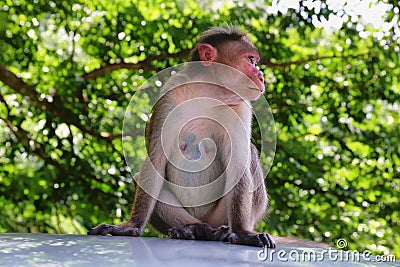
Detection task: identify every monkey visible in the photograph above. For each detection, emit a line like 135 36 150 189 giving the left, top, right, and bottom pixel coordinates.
88 26 276 248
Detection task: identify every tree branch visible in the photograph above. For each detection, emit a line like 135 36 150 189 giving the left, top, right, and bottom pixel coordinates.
0 65 41 100
0 64 117 141
0 96 64 169
260 53 370 68
82 48 192 80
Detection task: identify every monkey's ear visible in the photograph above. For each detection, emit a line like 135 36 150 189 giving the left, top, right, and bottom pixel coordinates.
197 43 217 66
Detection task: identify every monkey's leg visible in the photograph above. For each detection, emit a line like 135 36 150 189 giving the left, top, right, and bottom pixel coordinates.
152 189 231 241
158 210 232 242
153 191 200 228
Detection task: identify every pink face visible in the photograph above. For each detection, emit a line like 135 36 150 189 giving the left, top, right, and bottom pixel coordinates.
237 52 265 94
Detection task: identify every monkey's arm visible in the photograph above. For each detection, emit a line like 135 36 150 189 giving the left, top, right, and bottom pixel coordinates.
88 156 166 236
227 169 275 248
224 144 276 248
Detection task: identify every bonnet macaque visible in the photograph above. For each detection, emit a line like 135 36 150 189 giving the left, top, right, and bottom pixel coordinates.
89 26 275 248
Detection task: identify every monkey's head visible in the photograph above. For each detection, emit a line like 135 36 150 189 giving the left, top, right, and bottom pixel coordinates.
191 26 265 100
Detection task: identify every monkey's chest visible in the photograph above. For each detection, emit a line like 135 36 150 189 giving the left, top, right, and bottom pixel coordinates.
166 134 224 187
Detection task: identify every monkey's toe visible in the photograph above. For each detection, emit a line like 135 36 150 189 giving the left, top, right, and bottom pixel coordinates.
168 227 196 240
229 233 276 248
212 225 232 242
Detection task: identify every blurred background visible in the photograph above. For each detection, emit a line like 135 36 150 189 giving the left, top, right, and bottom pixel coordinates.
0 0 399 257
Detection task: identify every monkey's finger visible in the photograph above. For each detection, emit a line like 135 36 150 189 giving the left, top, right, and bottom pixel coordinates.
228 233 239 244
87 224 140 237
250 234 268 247
111 226 141 237
259 233 276 248
229 233 270 247
87 224 115 236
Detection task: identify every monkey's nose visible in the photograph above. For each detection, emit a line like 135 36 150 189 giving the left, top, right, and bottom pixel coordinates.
257 72 264 83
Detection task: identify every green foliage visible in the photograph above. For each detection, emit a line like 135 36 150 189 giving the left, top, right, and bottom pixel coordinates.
0 0 399 258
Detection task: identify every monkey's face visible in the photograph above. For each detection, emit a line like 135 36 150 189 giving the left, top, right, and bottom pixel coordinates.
236 52 265 95
195 41 265 101
218 51 265 101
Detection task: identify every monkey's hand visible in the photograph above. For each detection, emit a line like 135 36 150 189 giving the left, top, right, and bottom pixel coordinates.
168 223 231 241
87 223 141 237
229 232 276 248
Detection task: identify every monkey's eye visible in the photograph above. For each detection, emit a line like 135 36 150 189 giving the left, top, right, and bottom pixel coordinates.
248 55 256 65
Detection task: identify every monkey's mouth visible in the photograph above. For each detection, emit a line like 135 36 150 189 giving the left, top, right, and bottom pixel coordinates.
248 86 265 93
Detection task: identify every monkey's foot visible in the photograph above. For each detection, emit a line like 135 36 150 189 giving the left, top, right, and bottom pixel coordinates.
87 223 141 237
168 223 231 241
229 232 276 248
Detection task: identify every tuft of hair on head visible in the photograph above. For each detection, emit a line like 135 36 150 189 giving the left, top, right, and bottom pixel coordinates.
190 26 252 61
